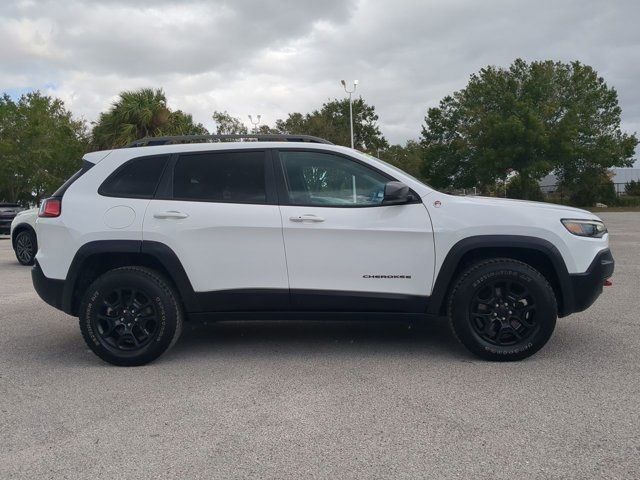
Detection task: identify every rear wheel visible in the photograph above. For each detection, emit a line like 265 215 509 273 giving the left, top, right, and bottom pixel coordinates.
79 267 183 366
15 230 36 266
448 258 557 361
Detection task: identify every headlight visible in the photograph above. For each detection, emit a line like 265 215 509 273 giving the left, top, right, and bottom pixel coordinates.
561 219 607 238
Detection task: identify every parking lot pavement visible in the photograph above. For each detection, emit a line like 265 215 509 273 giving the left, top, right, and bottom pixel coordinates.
0 212 639 479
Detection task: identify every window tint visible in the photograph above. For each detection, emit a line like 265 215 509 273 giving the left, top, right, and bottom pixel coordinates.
100 155 168 198
173 151 267 203
280 151 389 206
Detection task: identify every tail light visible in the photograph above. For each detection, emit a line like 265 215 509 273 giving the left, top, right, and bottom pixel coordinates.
39 198 62 218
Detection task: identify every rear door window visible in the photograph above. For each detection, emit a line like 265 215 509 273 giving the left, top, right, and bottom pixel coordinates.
172 151 267 204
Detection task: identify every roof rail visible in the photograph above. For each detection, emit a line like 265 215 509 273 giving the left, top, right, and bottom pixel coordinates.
125 134 333 148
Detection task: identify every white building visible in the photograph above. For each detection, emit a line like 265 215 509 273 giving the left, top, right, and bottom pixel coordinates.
540 167 640 193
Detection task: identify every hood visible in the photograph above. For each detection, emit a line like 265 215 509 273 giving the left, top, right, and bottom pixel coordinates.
452 195 597 218
14 207 38 217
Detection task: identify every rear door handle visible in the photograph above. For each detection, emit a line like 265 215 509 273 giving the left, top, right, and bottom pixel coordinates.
153 211 189 219
289 214 325 223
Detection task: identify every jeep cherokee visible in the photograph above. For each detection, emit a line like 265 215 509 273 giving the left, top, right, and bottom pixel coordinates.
31 134 614 366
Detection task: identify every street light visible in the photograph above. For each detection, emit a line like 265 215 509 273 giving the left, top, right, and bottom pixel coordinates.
341 79 358 149
248 114 261 133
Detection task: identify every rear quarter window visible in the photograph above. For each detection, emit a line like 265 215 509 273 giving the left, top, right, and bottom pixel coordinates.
99 155 170 199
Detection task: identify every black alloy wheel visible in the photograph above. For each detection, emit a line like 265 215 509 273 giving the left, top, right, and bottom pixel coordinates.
95 288 160 353
469 280 538 347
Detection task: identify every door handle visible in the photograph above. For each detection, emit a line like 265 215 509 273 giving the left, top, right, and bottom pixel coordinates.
153 210 189 219
289 214 325 223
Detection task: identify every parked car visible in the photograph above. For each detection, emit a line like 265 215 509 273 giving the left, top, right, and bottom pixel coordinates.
31 135 614 366
0 203 23 236
10 208 38 265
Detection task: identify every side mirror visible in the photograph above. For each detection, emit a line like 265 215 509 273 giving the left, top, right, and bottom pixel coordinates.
383 181 412 205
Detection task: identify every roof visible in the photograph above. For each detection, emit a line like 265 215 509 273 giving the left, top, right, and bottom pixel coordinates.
83 141 353 164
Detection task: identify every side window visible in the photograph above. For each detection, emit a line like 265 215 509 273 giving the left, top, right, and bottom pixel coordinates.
173 151 267 204
99 155 169 198
280 151 388 206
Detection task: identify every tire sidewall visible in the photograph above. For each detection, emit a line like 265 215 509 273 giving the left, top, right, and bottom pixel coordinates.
451 262 557 361
79 269 179 366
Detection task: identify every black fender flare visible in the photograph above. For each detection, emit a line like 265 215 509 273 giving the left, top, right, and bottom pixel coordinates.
426 235 574 316
62 240 198 314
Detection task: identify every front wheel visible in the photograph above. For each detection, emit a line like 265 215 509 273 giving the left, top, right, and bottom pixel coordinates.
448 258 557 361
79 267 183 366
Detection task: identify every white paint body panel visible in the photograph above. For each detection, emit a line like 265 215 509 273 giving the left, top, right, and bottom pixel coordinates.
36 153 150 279
280 203 435 295
422 193 609 278
143 200 288 292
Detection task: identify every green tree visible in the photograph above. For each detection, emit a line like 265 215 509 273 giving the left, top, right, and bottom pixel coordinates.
566 172 616 206
625 179 640 196
0 92 88 205
275 98 388 153
211 110 248 135
169 110 208 136
91 88 207 149
421 59 637 200
210 99 387 152
378 141 427 181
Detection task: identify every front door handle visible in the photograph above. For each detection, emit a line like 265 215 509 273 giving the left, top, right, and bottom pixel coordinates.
289 214 325 223
153 210 189 219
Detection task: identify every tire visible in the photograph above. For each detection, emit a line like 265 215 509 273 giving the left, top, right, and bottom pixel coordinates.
14 229 37 266
79 267 183 366
448 258 557 361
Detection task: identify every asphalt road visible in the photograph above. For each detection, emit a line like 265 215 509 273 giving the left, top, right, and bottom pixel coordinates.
1 212 639 479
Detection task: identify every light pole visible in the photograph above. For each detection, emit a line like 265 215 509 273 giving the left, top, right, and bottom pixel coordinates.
341 79 358 149
248 114 261 134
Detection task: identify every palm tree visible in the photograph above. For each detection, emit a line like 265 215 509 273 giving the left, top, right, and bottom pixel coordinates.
91 88 207 150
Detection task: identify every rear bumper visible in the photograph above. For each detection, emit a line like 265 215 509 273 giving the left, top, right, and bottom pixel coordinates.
564 248 614 315
32 260 66 312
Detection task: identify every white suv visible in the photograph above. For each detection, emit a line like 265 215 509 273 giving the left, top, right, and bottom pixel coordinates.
32 135 614 366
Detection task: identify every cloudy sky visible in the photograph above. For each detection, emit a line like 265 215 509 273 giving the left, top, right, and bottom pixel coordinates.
1 0 639 155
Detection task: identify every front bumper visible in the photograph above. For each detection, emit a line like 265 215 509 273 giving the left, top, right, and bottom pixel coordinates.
564 248 614 315
32 260 66 312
